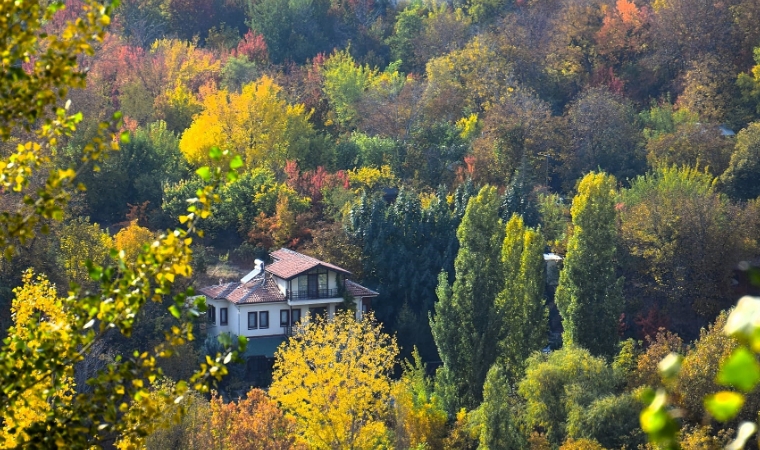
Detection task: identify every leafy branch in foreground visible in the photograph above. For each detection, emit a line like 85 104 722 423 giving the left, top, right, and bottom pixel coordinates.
0 0 247 446
640 296 760 450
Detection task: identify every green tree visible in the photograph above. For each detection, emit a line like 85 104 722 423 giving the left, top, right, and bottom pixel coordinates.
556 172 623 358
518 346 621 446
321 50 376 129
430 185 505 411
620 166 755 319
246 0 332 64
497 214 547 377
478 363 524 450
349 187 460 362
720 121 760 200
57 217 114 287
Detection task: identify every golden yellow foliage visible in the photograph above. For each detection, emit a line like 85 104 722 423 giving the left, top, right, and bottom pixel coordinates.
269 311 398 449
347 165 398 192
0 271 73 448
114 220 156 263
179 76 314 169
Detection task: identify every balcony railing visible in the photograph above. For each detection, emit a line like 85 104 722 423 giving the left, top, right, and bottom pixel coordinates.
287 288 339 300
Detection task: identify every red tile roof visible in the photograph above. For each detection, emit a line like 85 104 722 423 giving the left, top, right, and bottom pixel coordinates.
267 248 351 280
345 279 379 298
200 274 286 305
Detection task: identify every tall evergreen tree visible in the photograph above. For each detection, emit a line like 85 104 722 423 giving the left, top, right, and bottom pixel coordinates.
430 186 505 411
497 214 548 378
555 172 623 358
349 187 459 360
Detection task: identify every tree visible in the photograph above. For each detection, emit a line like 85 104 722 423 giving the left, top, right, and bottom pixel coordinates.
114 220 156 263
0 0 241 443
430 185 505 411
720 121 760 200
478 364 524 450
562 88 644 188
619 166 755 320
392 348 448 450
268 311 398 449
321 49 377 129
67 120 189 224
518 346 621 446
246 0 333 64
496 214 547 377
200 389 302 449
349 187 459 361
57 217 114 287
0 271 74 447
556 172 623 358
179 77 318 169
645 122 733 176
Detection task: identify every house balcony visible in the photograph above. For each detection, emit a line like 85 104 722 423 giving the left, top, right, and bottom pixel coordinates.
287 288 340 301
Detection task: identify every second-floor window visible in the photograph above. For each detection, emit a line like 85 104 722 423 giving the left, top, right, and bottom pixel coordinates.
248 312 257 330
297 269 329 299
208 305 216 323
220 308 228 325
260 311 269 329
280 310 289 327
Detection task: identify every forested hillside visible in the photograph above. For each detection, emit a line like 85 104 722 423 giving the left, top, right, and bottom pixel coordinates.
3 0 760 446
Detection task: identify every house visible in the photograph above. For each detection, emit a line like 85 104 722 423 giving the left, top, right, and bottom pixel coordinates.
198 249 378 355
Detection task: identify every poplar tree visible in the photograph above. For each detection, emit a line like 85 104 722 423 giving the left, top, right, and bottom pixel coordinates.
555 172 623 358
497 214 548 378
431 186 505 411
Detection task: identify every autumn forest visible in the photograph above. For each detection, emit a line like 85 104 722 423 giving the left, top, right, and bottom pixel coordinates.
2 0 760 446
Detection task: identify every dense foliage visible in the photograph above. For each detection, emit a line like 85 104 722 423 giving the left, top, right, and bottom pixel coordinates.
7 0 760 444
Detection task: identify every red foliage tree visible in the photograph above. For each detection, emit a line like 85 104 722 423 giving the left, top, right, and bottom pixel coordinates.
236 30 269 64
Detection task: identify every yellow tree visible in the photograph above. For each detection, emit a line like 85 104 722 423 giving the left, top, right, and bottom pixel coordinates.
114 220 156 263
0 0 242 444
179 76 315 169
1 271 73 448
269 311 398 449
58 217 114 286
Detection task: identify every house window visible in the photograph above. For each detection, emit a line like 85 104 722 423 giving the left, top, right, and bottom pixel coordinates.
248 312 257 329
260 311 269 329
291 308 301 325
220 308 228 326
280 310 289 327
208 304 216 323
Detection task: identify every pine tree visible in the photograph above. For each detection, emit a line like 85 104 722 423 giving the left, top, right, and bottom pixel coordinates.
555 172 623 358
497 214 548 378
430 185 505 411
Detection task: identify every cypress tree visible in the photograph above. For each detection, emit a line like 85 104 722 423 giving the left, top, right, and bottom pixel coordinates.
555 172 623 358
431 185 505 411
497 214 548 378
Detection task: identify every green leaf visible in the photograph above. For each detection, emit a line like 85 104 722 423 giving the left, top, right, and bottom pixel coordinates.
195 167 211 182
229 155 243 169
120 131 130 144
705 391 745 422
168 304 181 319
209 147 222 161
717 347 760 392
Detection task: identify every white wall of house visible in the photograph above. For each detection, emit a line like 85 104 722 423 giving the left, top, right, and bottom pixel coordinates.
275 277 288 295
